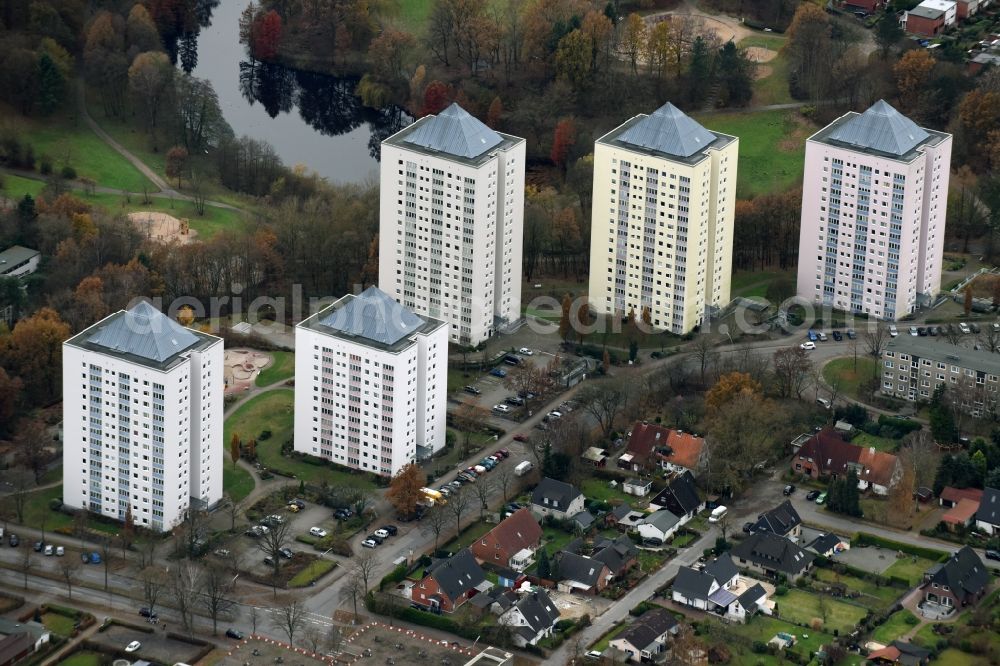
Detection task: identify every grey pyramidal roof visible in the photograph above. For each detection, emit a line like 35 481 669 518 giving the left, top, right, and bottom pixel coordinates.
404 103 503 159
319 286 425 346
87 300 199 362
827 99 930 156
618 102 716 158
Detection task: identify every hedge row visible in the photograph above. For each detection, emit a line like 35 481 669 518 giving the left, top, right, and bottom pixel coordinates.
852 533 949 562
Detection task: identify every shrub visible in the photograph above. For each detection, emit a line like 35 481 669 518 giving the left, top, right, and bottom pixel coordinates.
60 165 76 180
905 614 920 626
795 576 809 588
810 618 823 630
853 533 948 561
40 157 53 175
751 641 769 654
775 585 788 596
259 429 272 440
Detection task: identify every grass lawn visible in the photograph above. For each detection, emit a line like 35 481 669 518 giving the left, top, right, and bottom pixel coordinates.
671 531 697 548
637 549 669 573
223 462 255 503
871 609 919 644
256 351 295 387
911 621 938 647
41 612 77 636
739 34 789 51
58 651 102 666
852 432 899 452
730 268 793 299
883 555 941 587
933 648 994 666
448 367 476 393
590 622 627 652
0 106 153 192
750 50 795 107
775 588 868 635
77 190 248 239
581 478 635 505
2 174 45 200
288 558 336 587
442 521 493 553
695 110 809 198
716 615 841 662
20 485 114 535
822 357 879 400
541 526 578 555
813 568 901 612
392 0 433 33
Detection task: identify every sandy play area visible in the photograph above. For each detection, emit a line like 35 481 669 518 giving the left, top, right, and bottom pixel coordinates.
128 211 197 244
745 46 779 79
224 348 272 394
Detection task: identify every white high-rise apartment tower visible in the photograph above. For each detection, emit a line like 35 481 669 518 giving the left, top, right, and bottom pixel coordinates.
293 286 447 477
588 103 738 334
379 103 525 346
796 100 951 319
63 301 222 532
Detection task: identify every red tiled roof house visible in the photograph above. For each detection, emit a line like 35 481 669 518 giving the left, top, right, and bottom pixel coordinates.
470 508 543 572
791 428 902 495
621 422 706 475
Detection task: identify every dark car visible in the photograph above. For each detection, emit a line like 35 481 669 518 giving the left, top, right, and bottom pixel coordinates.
806 490 821 501
33 541 43 552
832 331 843 341
928 326 938 336
279 547 294 559
513 433 529 442
917 327 927 336
263 556 276 566
505 396 525 406
381 525 398 536
463 385 481 396
289 498 306 509
971 323 981 333
8 535 18 547
226 629 245 640
846 329 857 339
984 549 1000 562
783 484 796 496
503 355 522 366
367 533 385 545
742 522 755 534
139 607 158 619
494 448 510 459
334 508 353 520
490 368 507 378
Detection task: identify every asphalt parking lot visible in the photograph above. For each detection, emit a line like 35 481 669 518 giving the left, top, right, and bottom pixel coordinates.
834 544 901 575
452 349 561 421
90 623 205 664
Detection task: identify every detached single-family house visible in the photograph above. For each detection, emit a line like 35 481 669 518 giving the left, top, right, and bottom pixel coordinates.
581 447 608 467
920 546 989 611
671 554 772 623
0 618 50 666
751 500 802 540
974 487 1000 535
905 4 946 35
0 245 41 279
866 640 931 665
556 551 611 595
606 503 633 529
531 478 585 520
792 428 902 495
592 535 639 578
623 478 652 497
939 486 983 508
942 498 981 530
804 532 850 558
649 471 703 523
471 508 543 572
621 422 706 475
498 590 561 647
731 532 815 581
608 608 680 663
411 549 492 612
637 510 681 543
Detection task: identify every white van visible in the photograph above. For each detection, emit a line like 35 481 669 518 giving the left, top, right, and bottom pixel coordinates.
708 506 728 523
514 461 534 477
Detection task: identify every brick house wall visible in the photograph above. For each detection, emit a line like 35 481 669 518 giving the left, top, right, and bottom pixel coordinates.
906 13 945 35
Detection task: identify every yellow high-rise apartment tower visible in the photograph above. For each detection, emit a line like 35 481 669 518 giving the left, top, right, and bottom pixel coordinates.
588 103 738 334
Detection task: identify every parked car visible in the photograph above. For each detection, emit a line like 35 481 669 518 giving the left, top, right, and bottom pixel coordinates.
463 385 481 395
8 535 18 547
489 368 507 378
815 492 828 505
309 527 328 538
214 549 231 558
800 341 816 350
832 330 843 341
503 355 522 366
928 326 938 336
816 397 831 409
642 537 664 547
289 499 306 509
226 629 245 640
334 508 353 520
44 545 53 556
492 404 511 414
33 541 43 552
783 484 795 496
547 410 563 420
807 330 818 342
361 539 378 549
513 434 529 442
971 323 981 333
909 326 919 336
374 529 390 540
505 395 525 406
263 556 275 566
960 322 971 334
806 490 821 501
438 486 452 497
89 552 101 564
495 448 510 458
818 332 828 341
279 547 294 559
474 465 487 474
262 514 285 526
917 327 927 336
985 550 1000 562
742 522 755 534
245 526 264 538
56 546 65 556
125 641 142 653
380 525 398 536
518 347 534 355
889 325 898 337
139 608 158 619
286 503 301 513
846 329 857 339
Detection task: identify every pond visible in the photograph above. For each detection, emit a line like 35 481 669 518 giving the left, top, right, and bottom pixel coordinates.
189 0 409 183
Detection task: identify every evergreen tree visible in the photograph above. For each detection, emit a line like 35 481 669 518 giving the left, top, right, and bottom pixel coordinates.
933 454 956 495
537 548 551 579
687 36 712 105
971 450 988 484
36 52 64 115
844 470 862 517
928 385 957 443
826 477 841 513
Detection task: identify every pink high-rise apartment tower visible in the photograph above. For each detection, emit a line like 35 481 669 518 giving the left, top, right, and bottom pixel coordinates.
796 100 951 320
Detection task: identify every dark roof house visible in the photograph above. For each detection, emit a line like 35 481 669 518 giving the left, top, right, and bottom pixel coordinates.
423 549 489 605
920 546 989 609
557 551 610 593
731 532 815 579
531 478 583 515
609 607 679 661
752 500 802 537
592 536 639 576
975 487 1000 532
650 471 702 517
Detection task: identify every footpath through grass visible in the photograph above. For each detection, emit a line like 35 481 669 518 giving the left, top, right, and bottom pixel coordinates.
696 110 809 198
256 351 295 387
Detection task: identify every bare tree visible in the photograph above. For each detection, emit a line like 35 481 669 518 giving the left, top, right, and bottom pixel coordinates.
577 379 630 437
979 326 1000 353
13 419 52 484
345 487 375 517
447 487 472 535
7 467 32 523
201 561 236 636
422 505 449 551
473 473 494 519
353 548 379 595
18 546 32 590
140 565 168 616
692 335 717 385
178 508 208 557
772 347 813 399
493 463 515 502
340 573 364 622
136 537 156 569
864 326 888 358
171 563 204 635
902 429 937 490
256 520 291 596
271 598 307 645
58 556 82 599
224 494 243 532
100 538 114 591
302 625 323 653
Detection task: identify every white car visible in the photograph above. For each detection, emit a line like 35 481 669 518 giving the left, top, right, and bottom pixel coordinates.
909 326 918 336
56 546 65 556
518 347 534 356
800 341 816 350
361 539 378 549
888 325 898 337
547 410 563 420
492 404 510 414
308 527 328 538
125 641 142 653
374 528 390 539
474 465 487 474
960 322 971 334
44 545 53 556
